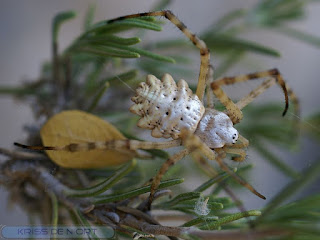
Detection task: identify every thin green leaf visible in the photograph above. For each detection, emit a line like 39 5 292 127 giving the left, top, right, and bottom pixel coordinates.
49 192 58 240
250 0 305 26
84 4 96 31
52 11 77 44
275 25 320 48
215 50 245 78
194 172 229 193
201 210 261 230
74 45 140 58
163 192 201 207
151 39 189 49
88 18 162 35
0 86 37 96
164 200 223 213
79 35 141 46
104 69 138 86
83 58 108 94
92 178 184 204
143 149 169 159
64 160 136 197
87 82 110 112
253 142 300 179
255 158 320 225
203 33 281 57
263 194 320 222
106 42 175 63
209 9 247 32
182 216 219 227
87 69 138 111
73 209 100 240
256 194 320 238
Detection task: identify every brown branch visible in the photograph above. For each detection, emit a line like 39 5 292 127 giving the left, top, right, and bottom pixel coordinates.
0 147 46 160
121 214 291 239
117 206 159 225
1 160 92 211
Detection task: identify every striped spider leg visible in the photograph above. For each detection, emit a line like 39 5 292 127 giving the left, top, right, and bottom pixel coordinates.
210 69 300 124
15 10 299 211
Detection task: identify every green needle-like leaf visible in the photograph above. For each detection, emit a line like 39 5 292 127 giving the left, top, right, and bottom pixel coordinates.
163 192 201 206
209 9 247 32
201 210 261 230
49 192 58 240
87 69 138 111
73 209 100 240
78 35 141 46
0 86 37 96
87 82 110 112
203 33 281 57
83 4 96 31
88 18 162 35
255 158 320 225
64 160 136 197
106 42 175 63
73 45 140 58
182 216 219 227
194 172 229 192
52 11 77 44
253 142 300 179
215 50 245 78
104 69 138 86
92 178 183 204
275 25 320 48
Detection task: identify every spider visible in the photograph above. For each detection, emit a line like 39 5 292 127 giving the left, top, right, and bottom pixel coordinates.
15 10 299 209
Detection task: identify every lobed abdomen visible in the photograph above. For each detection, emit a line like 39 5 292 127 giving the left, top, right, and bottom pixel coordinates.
130 74 205 139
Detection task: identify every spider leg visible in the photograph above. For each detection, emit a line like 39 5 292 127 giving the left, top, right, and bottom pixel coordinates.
211 68 291 124
192 155 218 177
147 148 190 209
180 129 266 200
230 134 249 149
214 148 266 199
223 135 249 162
223 148 247 162
107 10 210 101
14 139 181 152
236 78 300 119
205 65 215 108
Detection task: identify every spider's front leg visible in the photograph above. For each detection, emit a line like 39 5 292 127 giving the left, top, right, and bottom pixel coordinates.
211 69 295 124
107 10 210 101
223 134 249 162
181 129 266 200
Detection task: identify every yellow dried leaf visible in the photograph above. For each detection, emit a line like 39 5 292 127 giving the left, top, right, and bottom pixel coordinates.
40 110 135 168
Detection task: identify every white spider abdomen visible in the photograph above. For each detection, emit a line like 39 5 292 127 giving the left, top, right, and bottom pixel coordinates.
130 74 205 139
195 108 238 148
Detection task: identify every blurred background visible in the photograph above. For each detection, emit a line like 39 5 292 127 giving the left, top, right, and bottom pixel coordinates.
0 0 319 225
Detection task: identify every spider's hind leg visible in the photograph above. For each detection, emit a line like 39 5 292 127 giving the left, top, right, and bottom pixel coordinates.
147 148 190 210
